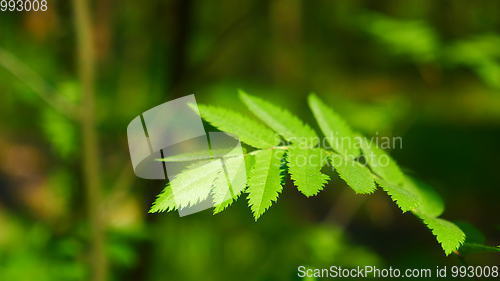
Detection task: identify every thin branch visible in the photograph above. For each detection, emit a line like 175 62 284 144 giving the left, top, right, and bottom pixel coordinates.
0 48 80 120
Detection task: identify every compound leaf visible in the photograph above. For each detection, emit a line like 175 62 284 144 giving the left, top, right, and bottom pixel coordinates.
150 93 472 257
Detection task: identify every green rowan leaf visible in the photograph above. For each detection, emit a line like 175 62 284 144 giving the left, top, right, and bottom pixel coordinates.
376 178 420 212
212 156 247 214
359 136 406 185
244 153 256 177
287 147 330 197
149 159 223 213
360 136 421 211
239 90 318 146
197 104 281 149
333 154 376 194
421 216 465 256
308 94 360 156
246 149 286 220
410 179 444 218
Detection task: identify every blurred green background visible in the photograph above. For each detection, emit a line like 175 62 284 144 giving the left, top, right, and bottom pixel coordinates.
0 0 499 280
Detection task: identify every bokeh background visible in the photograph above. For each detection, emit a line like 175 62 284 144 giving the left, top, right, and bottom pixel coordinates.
0 0 499 280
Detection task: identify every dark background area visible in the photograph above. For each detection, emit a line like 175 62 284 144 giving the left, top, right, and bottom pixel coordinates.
0 0 499 280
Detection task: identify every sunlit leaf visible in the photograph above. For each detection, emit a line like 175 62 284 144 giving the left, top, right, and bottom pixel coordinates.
239 90 318 147
246 149 286 220
287 146 330 197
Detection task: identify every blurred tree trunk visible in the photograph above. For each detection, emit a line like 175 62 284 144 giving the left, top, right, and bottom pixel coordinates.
72 0 107 281
94 0 113 61
169 0 193 97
